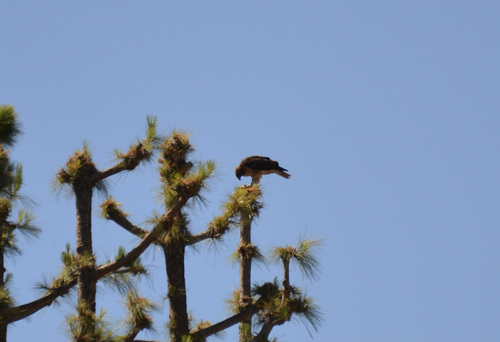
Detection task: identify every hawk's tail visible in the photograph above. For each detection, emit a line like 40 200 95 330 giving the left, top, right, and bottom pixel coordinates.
275 168 291 179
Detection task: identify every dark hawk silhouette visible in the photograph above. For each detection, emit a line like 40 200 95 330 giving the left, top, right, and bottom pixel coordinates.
235 156 291 185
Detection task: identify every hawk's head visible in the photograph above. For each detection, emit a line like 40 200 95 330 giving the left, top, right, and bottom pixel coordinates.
235 165 243 180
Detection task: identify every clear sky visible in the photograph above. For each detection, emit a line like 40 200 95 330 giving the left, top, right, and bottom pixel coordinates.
1 1 499 341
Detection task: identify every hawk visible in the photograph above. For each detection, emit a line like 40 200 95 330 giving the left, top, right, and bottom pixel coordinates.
235 156 291 185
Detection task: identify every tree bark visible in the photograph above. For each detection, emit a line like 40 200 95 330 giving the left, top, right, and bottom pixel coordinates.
282 259 290 302
163 242 189 342
239 221 252 342
191 303 260 341
252 322 275 342
0 248 6 342
10 279 76 323
74 181 97 342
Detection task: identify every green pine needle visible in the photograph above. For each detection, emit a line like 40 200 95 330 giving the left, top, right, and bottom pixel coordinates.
272 238 322 281
0 106 22 147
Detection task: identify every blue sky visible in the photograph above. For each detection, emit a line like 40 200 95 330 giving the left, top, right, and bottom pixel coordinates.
1 1 499 341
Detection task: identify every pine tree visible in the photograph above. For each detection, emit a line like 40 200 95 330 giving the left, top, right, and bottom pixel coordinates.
0 106 322 342
0 106 58 342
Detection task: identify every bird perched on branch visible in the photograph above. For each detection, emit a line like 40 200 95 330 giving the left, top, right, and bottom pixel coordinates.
235 156 291 185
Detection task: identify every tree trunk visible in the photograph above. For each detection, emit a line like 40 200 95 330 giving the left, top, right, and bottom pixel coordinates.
282 259 290 302
74 183 97 342
239 221 252 342
0 248 6 342
163 241 189 342
0 324 5 342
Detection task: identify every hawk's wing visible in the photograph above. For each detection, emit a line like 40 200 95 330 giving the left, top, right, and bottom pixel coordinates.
236 156 290 184
241 156 281 171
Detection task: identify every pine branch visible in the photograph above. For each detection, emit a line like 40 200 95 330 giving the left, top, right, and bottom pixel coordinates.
123 331 140 342
122 290 159 342
93 143 152 183
188 217 232 245
101 198 147 238
8 278 77 323
0 106 22 147
189 185 262 246
92 116 159 183
252 322 278 342
95 195 189 279
190 303 260 341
